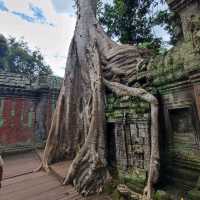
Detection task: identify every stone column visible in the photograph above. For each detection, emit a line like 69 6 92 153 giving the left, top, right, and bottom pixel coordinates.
167 0 200 41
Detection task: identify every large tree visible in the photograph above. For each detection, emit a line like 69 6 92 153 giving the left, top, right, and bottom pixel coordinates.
0 34 8 70
0 35 52 81
99 0 155 45
42 0 159 199
99 0 180 49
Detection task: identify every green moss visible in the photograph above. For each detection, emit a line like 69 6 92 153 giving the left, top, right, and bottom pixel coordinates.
188 189 200 200
196 177 200 190
106 94 150 122
154 190 172 200
111 190 124 200
103 169 147 199
150 38 200 87
103 179 119 195
103 180 125 200
118 169 146 194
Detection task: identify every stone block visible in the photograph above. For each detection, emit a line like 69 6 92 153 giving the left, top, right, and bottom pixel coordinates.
188 189 200 200
154 190 172 200
196 177 200 190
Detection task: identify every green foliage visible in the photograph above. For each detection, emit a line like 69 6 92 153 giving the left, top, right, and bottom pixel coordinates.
154 190 172 200
99 0 156 44
0 34 8 57
0 35 52 81
119 169 146 186
98 0 181 51
188 190 200 200
97 0 103 16
138 39 163 55
98 0 169 53
0 34 9 70
153 10 182 45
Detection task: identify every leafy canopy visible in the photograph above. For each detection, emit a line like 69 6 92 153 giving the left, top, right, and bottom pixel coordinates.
98 0 178 52
0 34 52 81
99 0 161 46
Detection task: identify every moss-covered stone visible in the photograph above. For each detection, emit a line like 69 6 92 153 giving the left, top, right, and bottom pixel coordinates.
188 189 200 200
150 37 200 87
118 169 146 194
196 177 200 190
154 190 172 200
111 190 124 200
103 180 119 195
106 94 150 123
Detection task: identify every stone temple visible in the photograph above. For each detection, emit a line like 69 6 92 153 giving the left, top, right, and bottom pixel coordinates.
0 73 62 152
105 0 200 199
0 0 200 199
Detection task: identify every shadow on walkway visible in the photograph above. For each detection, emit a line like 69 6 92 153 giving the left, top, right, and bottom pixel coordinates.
0 151 111 200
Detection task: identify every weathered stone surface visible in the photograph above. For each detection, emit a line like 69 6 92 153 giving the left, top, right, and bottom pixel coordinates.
167 0 200 41
154 190 172 200
0 1 200 199
151 0 200 196
188 189 200 200
104 0 200 198
196 177 200 190
106 95 150 194
0 72 62 152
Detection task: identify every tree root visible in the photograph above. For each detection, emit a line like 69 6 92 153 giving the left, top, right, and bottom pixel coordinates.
104 79 159 200
32 163 44 173
64 149 109 196
42 1 160 199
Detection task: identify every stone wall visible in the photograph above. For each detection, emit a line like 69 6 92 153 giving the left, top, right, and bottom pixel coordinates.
167 0 200 41
159 75 200 191
0 72 62 153
105 1 200 198
155 1 200 195
106 95 151 191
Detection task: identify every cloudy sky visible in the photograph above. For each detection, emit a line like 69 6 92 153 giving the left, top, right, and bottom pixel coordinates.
0 0 77 77
0 0 169 77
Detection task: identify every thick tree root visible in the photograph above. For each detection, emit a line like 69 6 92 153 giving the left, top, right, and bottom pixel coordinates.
42 1 160 199
64 149 109 195
32 163 43 173
63 39 110 196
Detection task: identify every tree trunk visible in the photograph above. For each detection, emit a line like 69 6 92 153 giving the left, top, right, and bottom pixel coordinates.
42 0 160 199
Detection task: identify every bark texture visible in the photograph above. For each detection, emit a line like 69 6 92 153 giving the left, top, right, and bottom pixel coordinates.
42 0 160 199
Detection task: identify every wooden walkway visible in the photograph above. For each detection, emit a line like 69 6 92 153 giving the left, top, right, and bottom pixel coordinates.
0 151 111 200
3 151 40 179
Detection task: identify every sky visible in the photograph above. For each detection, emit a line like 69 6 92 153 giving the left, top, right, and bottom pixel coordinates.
0 0 169 77
0 0 76 77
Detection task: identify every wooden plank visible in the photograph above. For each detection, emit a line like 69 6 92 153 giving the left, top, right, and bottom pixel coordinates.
3 152 41 179
58 192 83 200
50 160 72 179
1 179 59 200
2 171 45 187
0 152 111 200
28 185 74 200
0 173 52 195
